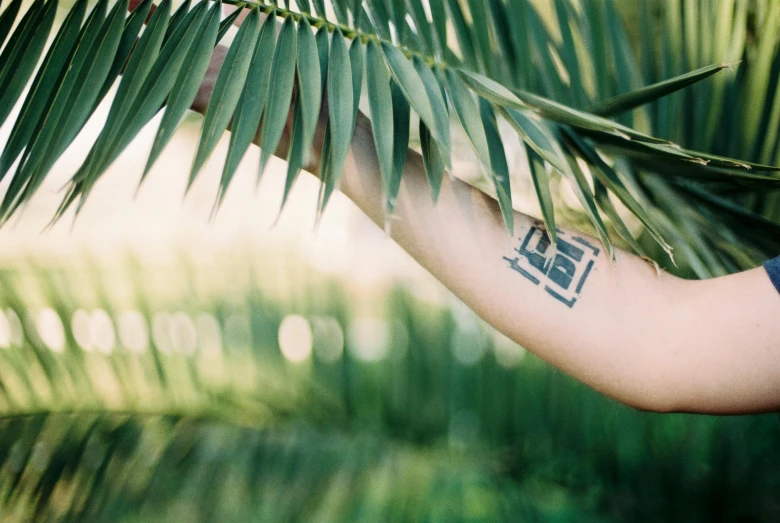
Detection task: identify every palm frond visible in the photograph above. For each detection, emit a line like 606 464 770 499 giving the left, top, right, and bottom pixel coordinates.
2 414 531 522
0 0 779 273
0 256 777 520
0 261 357 519
0 258 560 520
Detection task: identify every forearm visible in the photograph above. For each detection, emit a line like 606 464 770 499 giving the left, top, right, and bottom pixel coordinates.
340 115 689 411
189 21 681 409
339 114 780 414
194 24 780 415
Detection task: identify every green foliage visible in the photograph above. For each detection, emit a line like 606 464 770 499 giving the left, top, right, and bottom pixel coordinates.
189 4 260 189
2 1 780 517
0 259 776 520
1 0 780 273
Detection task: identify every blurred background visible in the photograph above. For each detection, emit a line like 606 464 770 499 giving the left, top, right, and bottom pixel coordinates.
0 0 778 521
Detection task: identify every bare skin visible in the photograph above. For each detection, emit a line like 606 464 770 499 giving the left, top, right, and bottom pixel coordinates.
132 2 780 414
336 114 780 415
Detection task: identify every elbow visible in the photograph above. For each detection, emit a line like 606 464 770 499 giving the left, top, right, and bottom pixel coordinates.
578 370 681 413
608 356 686 414
626 394 678 414
611 308 695 414
612 387 677 414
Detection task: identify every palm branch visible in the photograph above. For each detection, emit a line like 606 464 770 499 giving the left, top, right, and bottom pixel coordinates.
0 259 587 520
0 0 778 278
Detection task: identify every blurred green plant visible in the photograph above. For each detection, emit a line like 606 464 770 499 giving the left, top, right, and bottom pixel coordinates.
0 258 776 521
0 0 779 274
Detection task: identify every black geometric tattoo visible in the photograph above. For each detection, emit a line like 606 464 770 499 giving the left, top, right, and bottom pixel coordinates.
503 223 600 308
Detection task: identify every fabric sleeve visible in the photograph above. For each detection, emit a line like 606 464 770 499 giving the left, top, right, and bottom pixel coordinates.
764 256 780 295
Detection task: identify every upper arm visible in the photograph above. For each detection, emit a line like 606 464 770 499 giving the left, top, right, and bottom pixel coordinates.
657 265 780 414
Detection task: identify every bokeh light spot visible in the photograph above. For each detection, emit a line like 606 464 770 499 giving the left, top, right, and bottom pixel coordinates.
0 310 11 349
196 313 222 357
170 312 197 355
493 331 526 369
118 311 149 353
311 316 344 363
347 319 389 362
71 309 92 352
152 312 173 354
452 324 486 366
90 309 116 354
6 309 23 347
37 308 65 353
278 315 312 364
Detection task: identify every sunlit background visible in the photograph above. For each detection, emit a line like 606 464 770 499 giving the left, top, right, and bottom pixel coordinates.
0 0 542 373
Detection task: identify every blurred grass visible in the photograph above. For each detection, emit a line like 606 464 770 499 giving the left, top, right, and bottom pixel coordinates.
0 255 775 521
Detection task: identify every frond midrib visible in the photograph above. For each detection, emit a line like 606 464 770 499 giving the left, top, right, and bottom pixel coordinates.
223 0 452 69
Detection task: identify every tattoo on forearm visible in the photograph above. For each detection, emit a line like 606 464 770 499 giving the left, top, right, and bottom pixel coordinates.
503 223 600 308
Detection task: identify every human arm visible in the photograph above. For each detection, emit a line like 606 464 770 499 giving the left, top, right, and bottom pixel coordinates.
193 9 780 415
336 114 780 415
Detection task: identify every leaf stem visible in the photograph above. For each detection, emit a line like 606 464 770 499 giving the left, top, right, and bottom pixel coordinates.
0 402 275 429
220 0 442 67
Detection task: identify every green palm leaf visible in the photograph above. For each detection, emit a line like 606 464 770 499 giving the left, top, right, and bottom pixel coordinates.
216 12 276 208
60 0 218 218
382 41 451 167
0 0 125 221
365 40 396 215
278 16 322 214
588 63 733 117
0 0 88 181
388 79 410 219
189 5 261 188
258 15 297 180
317 28 353 215
144 0 223 182
71 0 174 198
524 145 557 245
0 0 57 127
296 16 323 168
480 99 514 235
419 121 446 202
0 0 22 49
0 0 778 272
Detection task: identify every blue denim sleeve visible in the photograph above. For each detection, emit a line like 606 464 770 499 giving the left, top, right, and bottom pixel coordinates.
764 256 780 295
